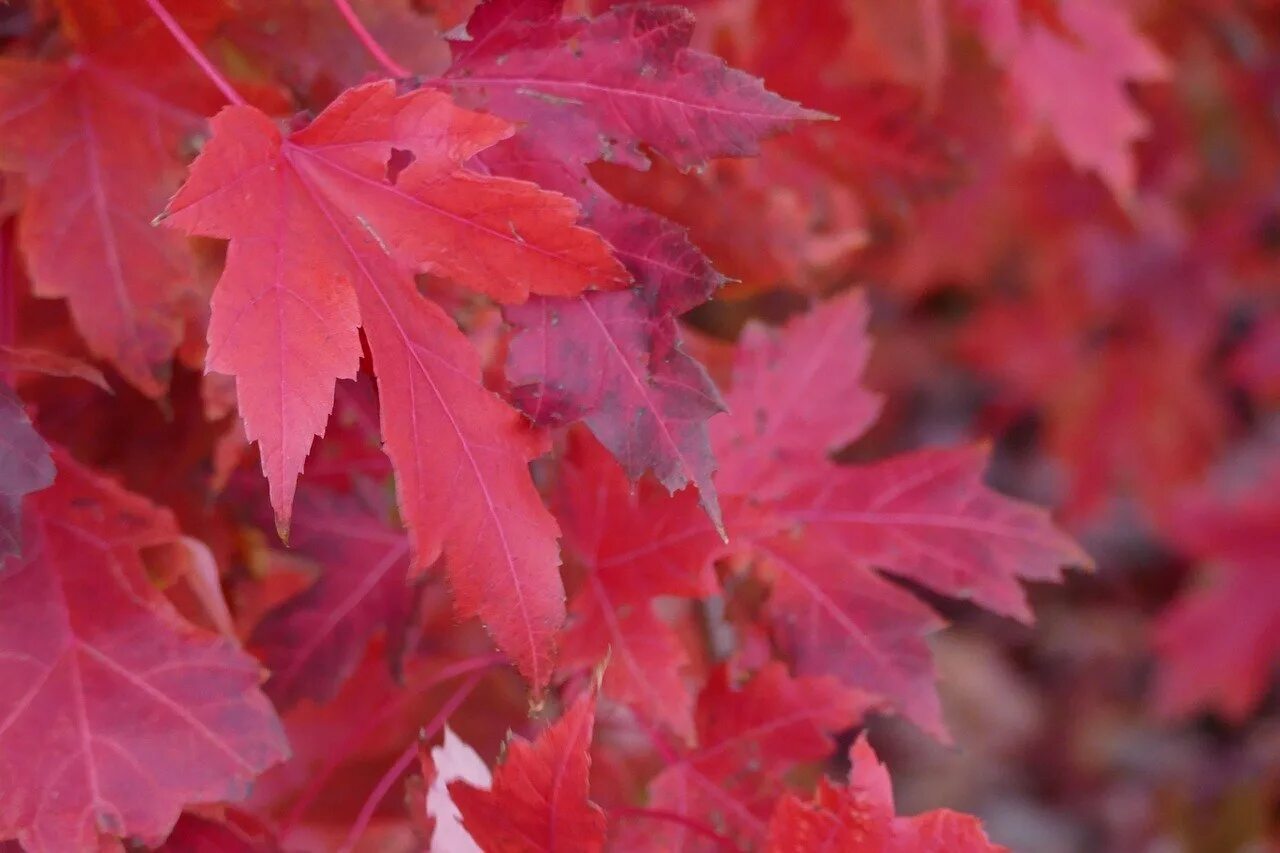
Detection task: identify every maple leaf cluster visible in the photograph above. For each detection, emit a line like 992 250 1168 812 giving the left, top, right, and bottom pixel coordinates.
0 0 1276 850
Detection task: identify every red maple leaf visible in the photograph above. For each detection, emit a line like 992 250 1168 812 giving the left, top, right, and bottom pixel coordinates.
766 734 1008 852
0 1 230 396
493 138 727 526
441 0 824 170
634 664 872 850
956 0 1168 201
160 80 629 686
555 433 723 740
1154 445 1280 721
450 687 607 852
554 291 1088 740
0 449 286 851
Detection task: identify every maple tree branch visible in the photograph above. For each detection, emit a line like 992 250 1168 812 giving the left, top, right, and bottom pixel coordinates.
339 670 486 852
612 807 739 851
141 0 245 106
329 0 412 79
280 653 505 834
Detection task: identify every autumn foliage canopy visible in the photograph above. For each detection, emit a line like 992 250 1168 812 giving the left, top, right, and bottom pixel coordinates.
0 0 1276 850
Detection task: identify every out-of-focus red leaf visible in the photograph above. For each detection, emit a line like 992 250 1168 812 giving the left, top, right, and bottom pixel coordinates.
957 0 1168 202
250 490 423 709
0 346 109 392
0 449 286 851
0 384 53 558
0 3 227 396
1154 446 1280 721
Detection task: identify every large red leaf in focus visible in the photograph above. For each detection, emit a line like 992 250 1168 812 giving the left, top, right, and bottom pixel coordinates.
161 81 628 686
450 688 607 852
0 450 286 852
718 298 1087 735
765 735 1008 852
1154 446 1280 721
442 0 824 170
0 3 226 396
0 385 54 558
249 491 422 710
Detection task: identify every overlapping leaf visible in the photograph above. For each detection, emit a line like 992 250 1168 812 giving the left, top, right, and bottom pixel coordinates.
555 433 722 740
442 0 824 170
0 1 230 396
492 138 727 526
766 735 1008 852
451 688 607 852
634 665 870 851
555 291 1088 740
249 490 423 709
161 80 627 686
0 450 286 851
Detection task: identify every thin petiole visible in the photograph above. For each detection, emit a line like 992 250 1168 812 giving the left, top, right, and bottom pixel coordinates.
329 0 413 79
141 0 245 106
338 670 486 852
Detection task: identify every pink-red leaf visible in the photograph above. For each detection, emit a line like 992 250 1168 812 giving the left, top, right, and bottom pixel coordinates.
0 450 286 852
772 445 1092 623
957 0 1168 201
712 290 883 498
1153 446 1280 721
705 294 1085 735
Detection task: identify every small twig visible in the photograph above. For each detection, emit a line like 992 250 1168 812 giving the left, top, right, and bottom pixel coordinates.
141 0 245 106
613 806 740 851
329 0 412 78
338 670 486 852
